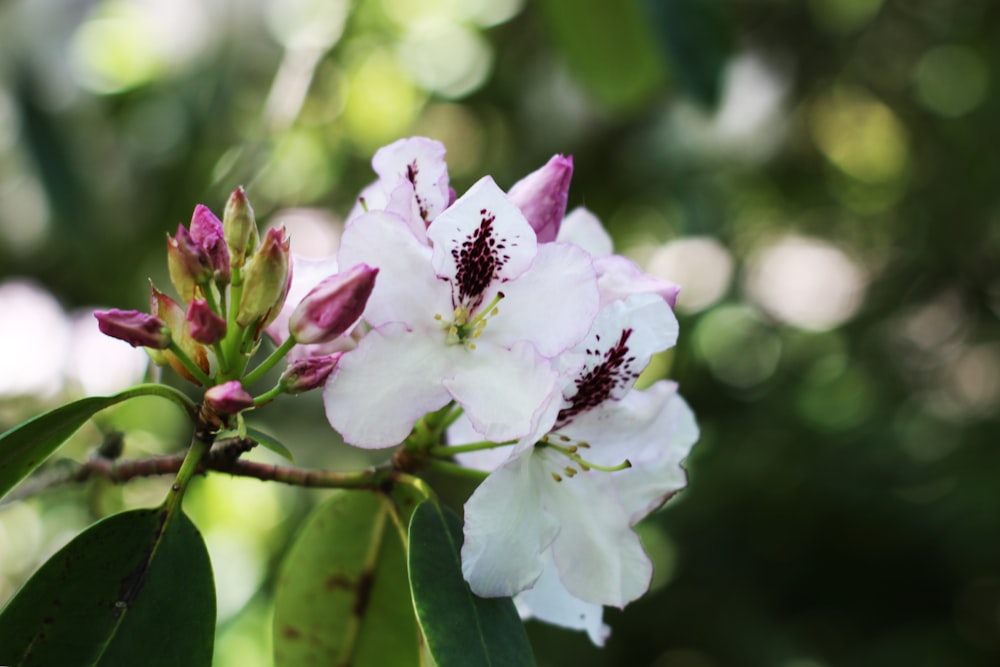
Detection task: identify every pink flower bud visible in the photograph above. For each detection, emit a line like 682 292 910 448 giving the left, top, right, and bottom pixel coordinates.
167 225 212 302
223 187 259 268
151 283 210 384
288 264 378 344
186 299 227 345
507 154 573 243
238 227 292 329
279 353 342 394
94 309 171 349
204 380 254 415
190 205 231 285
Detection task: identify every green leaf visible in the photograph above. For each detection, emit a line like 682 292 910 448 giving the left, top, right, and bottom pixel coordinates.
408 501 535 667
537 0 667 112
273 490 424 667
246 427 295 462
0 507 215 666
0 383 195 500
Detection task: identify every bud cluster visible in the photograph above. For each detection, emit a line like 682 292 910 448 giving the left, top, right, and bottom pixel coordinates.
94 187 378 420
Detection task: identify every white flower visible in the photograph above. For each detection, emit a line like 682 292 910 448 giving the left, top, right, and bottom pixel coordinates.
460 294 698 642
323 176 600 448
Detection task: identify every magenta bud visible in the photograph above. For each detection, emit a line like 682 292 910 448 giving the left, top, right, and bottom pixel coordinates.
167 225 212 302
288 264 378 345
95 309 171 349
279 353 342 394
507 154 573 243
190 205 231 285
204 380 254 415
186 299 227 345
238 227 292 329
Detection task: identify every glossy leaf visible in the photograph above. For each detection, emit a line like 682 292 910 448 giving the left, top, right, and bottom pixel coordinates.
0 384 195 499
408 501 535 667
0 507 215 666
273 490 423 666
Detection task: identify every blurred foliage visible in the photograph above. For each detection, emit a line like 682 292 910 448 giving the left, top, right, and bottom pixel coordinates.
1 0 999 665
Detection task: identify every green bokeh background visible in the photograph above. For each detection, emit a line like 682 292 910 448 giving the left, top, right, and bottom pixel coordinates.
1 0 999 665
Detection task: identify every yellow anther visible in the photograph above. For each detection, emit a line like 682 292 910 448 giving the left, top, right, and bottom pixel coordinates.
564 467 577 477
434 313 443 321
578 441 591 449
468 343 477 351
579 463 591 471
559 435 571 442
491 307 499 316
551 472 563 482
472 329 483 339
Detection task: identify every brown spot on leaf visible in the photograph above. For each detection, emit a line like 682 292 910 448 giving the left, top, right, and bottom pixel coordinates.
353 570 375 617
281 624 301 639
324 573 353 590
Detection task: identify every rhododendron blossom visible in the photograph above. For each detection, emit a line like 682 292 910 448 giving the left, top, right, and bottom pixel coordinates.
324 176 601 448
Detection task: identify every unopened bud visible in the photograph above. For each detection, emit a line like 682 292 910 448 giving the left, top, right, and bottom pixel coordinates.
204 380 254 415
223 187 259 268
279 353 342 394
190 205 231 285
150 283 211 384
167 225 212 302
237 227 292 329
94 309 171 349
507 154 573 243
186 299 227 345
288 264 378 344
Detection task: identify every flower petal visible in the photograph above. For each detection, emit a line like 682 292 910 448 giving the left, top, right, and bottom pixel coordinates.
486 242 599 358
514 551 611 647
543 467 652 607
371 136 450 224
556 207 613 256
323 322 451 448
444 340 561 443
337 210 449 327
428 177 538 293
563 381 698 523
594 254 681 309
462 452 559 597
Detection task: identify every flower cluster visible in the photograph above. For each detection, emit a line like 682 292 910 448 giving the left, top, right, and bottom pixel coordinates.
325 138 699 644
93 137 698 646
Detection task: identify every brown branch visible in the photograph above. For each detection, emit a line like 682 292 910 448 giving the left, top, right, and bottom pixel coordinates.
2 437 395 506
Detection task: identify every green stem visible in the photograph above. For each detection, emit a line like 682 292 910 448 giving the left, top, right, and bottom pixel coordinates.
160 432 212 521
220 266 244 377
114 383 199 421
252 383 285 407
425 459 489 481
167 341 213 386
428 440 515 457
243 335 296 386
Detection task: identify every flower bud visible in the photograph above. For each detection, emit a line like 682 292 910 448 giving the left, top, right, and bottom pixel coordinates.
288 264 378 344
507 154 573 243
167 225 212 303
204 380 254 415
190 205 231 285
223 187 259 268
237 227 292 329
186 299 227 345
279 353 342 394
94 309 171 349
151 283 211 384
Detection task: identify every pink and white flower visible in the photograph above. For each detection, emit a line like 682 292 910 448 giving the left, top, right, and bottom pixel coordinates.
324 176 601 448
459 294 698 643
